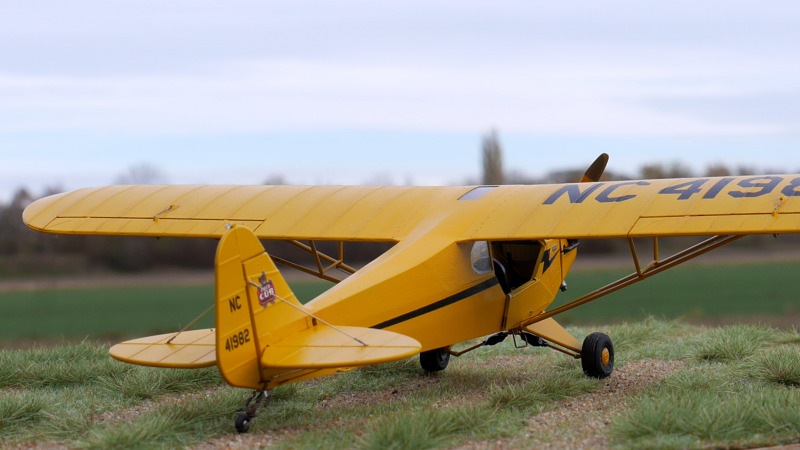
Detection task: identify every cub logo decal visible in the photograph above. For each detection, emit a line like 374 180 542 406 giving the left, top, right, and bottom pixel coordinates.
251 271 277 308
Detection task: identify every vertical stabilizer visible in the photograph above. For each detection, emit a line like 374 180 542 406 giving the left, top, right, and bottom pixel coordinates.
215 225 307 389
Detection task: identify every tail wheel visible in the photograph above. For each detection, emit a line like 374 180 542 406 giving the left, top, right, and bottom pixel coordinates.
235 412 252 433
581 332 614 378
419 347 450 372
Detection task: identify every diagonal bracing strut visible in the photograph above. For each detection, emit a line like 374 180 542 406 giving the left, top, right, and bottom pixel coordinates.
521 234 744 328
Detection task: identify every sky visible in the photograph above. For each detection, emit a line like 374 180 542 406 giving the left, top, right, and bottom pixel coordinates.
1 1 799 203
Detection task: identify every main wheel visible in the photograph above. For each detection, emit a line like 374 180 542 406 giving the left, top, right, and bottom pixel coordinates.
419 347 450 372
235 412 252 433
581 332 614 378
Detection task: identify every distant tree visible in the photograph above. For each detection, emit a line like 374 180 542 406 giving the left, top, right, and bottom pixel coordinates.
640 162 692 179
482 130 504 185
0 189 34 254
705 163 731 177
736 165 757 176
115 163 167 185
505 170 542 185
545 169 585 184
263 174 288 185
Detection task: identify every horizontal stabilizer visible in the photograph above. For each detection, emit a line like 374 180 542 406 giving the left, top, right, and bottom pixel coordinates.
110 329 216 368
261 326 421 369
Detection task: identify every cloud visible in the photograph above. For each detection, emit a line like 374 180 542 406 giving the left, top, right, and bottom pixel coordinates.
643 92 800 132
0 1 798 138
1 49 796 137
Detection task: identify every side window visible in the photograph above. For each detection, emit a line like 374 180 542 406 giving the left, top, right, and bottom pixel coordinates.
470 241 492 275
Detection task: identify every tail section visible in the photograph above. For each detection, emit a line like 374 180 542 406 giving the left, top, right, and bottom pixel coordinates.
215 225 308 390
215 225 421 390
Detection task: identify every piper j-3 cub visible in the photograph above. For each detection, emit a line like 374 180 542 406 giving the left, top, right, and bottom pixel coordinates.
22 154 800 432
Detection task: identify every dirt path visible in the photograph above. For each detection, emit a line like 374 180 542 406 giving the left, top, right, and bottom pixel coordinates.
521 359 686 448
454 359 686 449
193 359 685 449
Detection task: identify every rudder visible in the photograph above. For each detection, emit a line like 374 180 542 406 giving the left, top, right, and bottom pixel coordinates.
215 225 307 389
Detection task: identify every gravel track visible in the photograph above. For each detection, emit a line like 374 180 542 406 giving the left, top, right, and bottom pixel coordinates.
191 359 685 449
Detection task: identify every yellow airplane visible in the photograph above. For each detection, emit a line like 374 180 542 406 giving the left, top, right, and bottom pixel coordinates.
22 154 800 432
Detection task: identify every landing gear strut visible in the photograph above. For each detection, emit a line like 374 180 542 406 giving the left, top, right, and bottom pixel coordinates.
235 390 272 433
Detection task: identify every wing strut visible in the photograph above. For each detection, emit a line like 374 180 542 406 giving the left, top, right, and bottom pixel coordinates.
521 234 744 327
270 240 357 283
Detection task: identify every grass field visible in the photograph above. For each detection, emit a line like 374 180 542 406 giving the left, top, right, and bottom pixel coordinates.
2 319 800 448
1 260 799 342
0 281 333 341
554 259 800 324
2 261 800 447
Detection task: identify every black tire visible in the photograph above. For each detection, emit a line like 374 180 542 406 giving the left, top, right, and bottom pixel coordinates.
581 332 614 379
235 412 252 433
419 347 450 372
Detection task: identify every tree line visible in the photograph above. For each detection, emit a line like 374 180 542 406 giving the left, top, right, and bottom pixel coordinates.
0 139 790 276
0 187 391 276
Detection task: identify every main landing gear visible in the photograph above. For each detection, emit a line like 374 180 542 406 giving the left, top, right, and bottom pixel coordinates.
235 390 272 433
419 347 451 372
418 331 615 380
581 332 614 378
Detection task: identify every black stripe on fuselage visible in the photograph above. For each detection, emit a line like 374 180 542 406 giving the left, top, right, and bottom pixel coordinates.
371 277 499 330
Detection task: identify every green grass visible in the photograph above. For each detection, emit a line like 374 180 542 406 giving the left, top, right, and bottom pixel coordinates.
0 341 227 446
3 319 800 448
355 405 505 449
554 260 800 324
691 324 777 362
0 280 332 340
606 324 800 449
748 346 800 386
1 261 798 446
611 365 800 448
1 260 798 341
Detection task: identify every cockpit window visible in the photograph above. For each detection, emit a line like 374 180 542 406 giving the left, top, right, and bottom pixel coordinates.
470 241 492 274
458 186 496 201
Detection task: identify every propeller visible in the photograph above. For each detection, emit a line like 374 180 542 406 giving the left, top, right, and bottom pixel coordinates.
561 153 610 282
580 153 609 183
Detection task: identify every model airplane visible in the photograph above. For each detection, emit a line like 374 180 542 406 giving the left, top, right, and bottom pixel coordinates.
22 154 800 432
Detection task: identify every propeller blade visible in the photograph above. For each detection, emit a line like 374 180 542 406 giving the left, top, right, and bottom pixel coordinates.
569 153 609 252
580 153 609 183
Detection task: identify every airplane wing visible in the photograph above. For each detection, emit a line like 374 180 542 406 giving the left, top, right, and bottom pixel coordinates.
459 175 800 239
22 185 471 241
22 174 800 241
